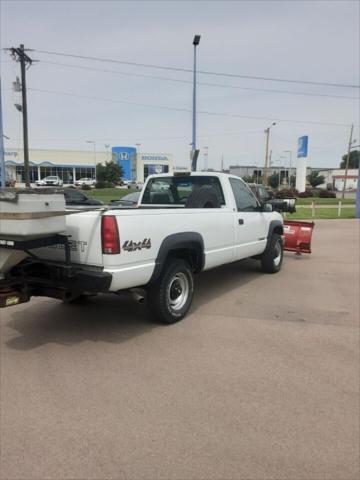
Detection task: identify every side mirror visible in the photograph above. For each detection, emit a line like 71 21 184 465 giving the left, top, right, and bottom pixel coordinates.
262 203 273 212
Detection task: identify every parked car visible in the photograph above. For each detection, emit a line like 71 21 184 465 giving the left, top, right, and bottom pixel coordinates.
35 176 63 187
127 181 144 190
110 192 140 207
64 188 103 207
74 178 96 187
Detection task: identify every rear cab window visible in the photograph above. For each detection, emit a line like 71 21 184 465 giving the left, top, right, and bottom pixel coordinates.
141 176 226 206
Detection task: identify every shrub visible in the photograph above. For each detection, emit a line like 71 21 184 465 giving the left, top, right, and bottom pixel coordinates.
298 190 313 198
81 184 91 191
307 171 325 188
95 181 115 189
275 188 299 199
318 189 336 198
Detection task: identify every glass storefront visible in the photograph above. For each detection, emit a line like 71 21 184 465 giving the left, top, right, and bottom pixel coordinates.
14 165 95 184
143 164 169 179
15 166 39 183
74 167 94 180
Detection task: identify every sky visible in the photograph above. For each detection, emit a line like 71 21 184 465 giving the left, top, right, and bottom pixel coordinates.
0 0 359 170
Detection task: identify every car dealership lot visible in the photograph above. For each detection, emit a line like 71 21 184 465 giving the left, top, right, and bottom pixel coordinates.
0 220 359 480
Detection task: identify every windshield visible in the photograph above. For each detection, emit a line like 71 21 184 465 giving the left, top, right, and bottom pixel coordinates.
44 176 59 180
142 176 225 206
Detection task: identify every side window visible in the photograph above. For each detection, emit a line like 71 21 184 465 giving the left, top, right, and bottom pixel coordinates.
229 178 258 211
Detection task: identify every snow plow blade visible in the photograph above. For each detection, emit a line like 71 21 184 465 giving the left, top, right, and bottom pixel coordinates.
283 220 315 254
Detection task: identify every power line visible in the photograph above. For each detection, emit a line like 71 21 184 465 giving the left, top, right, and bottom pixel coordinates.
39 60 359 100
33 49 360 89
28 87 356 127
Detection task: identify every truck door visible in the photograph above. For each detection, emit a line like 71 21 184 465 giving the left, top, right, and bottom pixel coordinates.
229 177 268 259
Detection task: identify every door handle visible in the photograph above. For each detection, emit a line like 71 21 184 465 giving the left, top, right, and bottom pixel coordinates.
238 219 244 225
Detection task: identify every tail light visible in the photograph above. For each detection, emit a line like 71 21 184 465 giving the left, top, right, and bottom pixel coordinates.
101 215 120 254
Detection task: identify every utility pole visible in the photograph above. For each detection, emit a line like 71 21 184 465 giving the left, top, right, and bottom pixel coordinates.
0 78 5 188
263 122 276 186
7 44 33 187
342 124 354 199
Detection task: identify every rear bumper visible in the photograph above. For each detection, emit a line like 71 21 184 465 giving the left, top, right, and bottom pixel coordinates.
0 259 113 307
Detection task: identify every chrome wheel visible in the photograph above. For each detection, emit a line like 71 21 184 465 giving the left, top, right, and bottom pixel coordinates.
273 240 282 266
167 272 189 311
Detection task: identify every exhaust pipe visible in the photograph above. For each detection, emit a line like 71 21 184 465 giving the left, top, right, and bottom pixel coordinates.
115 288 145 303
131 290 145 304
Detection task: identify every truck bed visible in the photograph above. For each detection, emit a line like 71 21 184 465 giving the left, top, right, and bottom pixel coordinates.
32 206 236 291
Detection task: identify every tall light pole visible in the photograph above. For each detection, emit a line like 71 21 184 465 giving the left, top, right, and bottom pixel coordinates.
191 34 201 171
86 140 96 181
104 143 110 162
263 122 276 186
203 146 209 171
284 150 292 186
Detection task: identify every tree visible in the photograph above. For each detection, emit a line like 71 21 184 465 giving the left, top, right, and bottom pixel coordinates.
307 171 325 188
268 173 279 189
104 161 123 183
340 150 359 169
96 161 123 184
96 163 106 183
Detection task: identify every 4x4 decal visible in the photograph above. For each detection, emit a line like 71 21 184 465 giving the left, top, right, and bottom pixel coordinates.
122 238 151 252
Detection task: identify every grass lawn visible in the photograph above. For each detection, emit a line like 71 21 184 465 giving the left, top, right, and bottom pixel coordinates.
284 207 355 220
86 188 137 204
296 197 355 205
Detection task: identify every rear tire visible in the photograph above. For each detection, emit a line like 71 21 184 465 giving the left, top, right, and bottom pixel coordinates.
147 259 194 324
261 233 284 273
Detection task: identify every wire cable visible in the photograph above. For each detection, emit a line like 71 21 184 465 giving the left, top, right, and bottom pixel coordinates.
28 87 357 127
33 49 360 89
39 60 359 100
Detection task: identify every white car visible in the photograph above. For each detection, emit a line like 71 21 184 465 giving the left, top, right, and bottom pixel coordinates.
35 176 63 187
6 172 284 324
74 178 96 187
127 181 144 190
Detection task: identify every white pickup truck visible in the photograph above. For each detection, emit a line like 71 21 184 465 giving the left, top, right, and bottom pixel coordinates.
0 172 284 323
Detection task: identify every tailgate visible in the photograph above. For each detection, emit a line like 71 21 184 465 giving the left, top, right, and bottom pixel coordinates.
31 209 104 267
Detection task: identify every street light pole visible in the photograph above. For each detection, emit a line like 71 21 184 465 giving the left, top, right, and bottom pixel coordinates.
191 35 201 171
203 146 209 171
104 144 110 162
284 150 292 186
263 122 276 186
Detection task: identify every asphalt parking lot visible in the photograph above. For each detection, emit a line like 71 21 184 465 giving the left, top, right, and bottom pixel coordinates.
0 219 359 480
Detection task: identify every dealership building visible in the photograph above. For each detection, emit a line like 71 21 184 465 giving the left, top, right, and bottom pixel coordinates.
4 146 174 184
